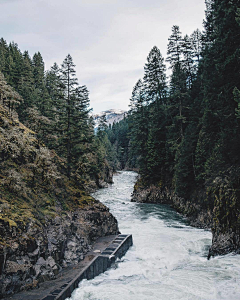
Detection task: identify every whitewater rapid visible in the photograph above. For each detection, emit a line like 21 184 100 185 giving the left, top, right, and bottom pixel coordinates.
67 171 240 300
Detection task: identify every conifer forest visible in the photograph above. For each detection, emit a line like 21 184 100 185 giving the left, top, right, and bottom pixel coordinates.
106 0 240 257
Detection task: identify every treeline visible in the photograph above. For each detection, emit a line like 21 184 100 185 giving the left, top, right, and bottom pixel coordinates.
0 41 114 186
107 0 240 233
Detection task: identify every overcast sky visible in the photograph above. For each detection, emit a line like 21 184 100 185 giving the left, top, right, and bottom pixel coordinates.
1 0 206 113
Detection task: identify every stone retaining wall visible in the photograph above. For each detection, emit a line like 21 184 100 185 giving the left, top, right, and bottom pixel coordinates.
41 234 133 300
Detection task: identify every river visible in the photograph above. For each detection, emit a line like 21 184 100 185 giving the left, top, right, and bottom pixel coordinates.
68 171 240 300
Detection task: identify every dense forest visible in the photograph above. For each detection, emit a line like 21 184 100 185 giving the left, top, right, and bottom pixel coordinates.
0 42 119 187
0 30 121 295
105 0 240 256
0 42 123 299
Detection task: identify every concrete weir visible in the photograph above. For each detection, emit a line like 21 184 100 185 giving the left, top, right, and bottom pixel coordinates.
41 234 133 300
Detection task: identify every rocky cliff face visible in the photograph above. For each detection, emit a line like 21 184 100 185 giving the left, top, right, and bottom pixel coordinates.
0 202 118 298
0 105 119 298
206 172 240 258
131 181 212 229
131 175 240 258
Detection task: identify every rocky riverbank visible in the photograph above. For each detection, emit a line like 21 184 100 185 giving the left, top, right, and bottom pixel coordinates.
0 201 118 298
131 182 213 229
131 176 240 258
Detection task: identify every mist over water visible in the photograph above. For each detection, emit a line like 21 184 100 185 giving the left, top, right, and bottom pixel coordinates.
68 171 240 300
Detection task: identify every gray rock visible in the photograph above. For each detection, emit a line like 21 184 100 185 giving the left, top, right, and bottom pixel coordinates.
0 202 119 298
46 256 57 269
36 257 46 265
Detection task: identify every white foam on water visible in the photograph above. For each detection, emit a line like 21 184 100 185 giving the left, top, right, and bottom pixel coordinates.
67 171 240 300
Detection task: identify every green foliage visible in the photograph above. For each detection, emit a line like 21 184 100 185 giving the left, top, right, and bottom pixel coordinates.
106 118 129 169
0 72 23 114
0 104 99 232
174 123 198 197
0 39 119 227
195 0 240 183
106 0 240 239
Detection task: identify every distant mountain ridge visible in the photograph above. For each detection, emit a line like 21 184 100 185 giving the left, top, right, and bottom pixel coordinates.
93 109 127 128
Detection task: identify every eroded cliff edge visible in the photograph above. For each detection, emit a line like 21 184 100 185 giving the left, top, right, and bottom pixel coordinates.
0 105 118 298
131 173 240 259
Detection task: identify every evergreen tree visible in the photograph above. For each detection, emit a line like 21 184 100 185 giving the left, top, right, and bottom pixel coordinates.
128 79 149 176
195 0 240 181
6 42 23 89
97 114 108 137
166 25 183 67
143 46 167 106
106 118 129 169
70 85 93 173
0 71 23 114
167 25 189 146
45 62 65 122
181 34 195 87
17 51 35 119
32 52 45 89
58 54 78 177
0 38 8 72
143 46 168 182
190 29 203 64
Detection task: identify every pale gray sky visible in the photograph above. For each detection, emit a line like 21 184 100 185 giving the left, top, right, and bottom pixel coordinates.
0 0 206 112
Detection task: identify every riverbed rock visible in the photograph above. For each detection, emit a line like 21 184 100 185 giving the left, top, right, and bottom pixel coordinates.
208 230 240 258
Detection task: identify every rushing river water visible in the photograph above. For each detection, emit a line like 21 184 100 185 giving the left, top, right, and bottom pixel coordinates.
68 171 240 300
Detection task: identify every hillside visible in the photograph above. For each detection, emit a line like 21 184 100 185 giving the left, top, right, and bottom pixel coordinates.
0 104 118 298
